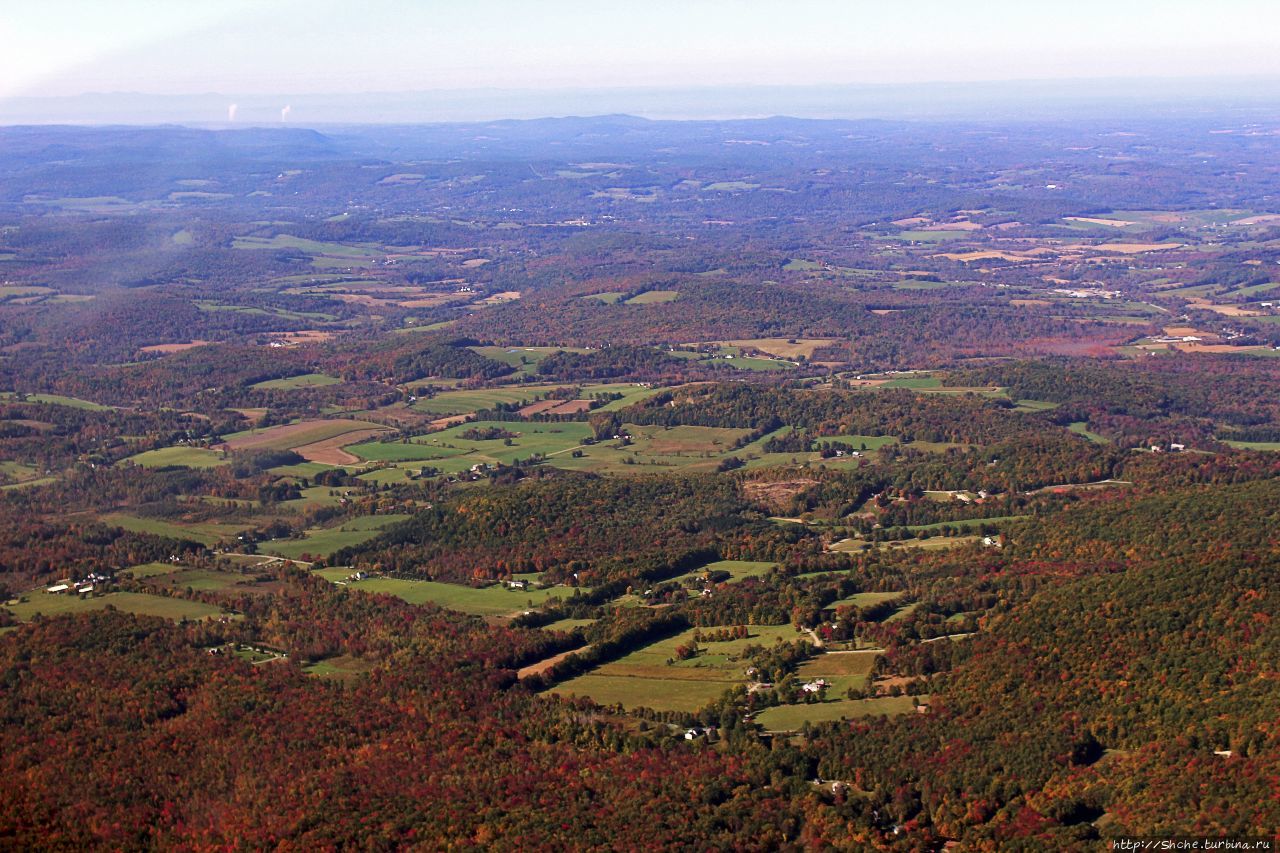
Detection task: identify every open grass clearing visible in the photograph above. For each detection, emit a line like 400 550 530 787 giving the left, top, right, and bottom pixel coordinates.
264 514 412 560
304 655 378 680
1223 439 1280 451
0 392 111 411
232 234 383 257
251 373 342 390
4 590 225 623
101 513 247 547
624 290 679 305
829 591 904 611
314 571 579 616
550 623 800 712
756 695 927 731
218 419 384 453
351 420 593 465
126 445 229 469
1068 421 1110 443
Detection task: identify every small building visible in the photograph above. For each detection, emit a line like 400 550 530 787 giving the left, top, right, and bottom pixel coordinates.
46 584 70 594
802 679 829 694
1169 443 1186 452
506 579 529 591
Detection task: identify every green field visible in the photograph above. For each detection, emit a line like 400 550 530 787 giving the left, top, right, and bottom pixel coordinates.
0 392 111 411
879 375 942 389
101 513 247 547
829 591 904 610
549 673 738 712
1223 439 1280 451
314 570 579 615
3 590 225 623
143 568 254 592
350 421 593 465
551 624 800 712
793 650 882 696
268 461 335 478
219 419 383 451
305 655 377 680
583 291 625 303
543 617 597 633
0 460 40 483
755 695 927 731
667 560 777 588
409 382 657 416
280 485 351 510
126 445 229 469
1068 421 1109 443
468 346 567 376
124 561 187 578
703 181 760 192
232 234 383 257
251 373 342 390
884 229 967 243
410 387 558 415
625 290 679 305
264 514 412 560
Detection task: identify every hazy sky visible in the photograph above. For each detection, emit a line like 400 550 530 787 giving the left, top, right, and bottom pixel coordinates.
4 0 1280 98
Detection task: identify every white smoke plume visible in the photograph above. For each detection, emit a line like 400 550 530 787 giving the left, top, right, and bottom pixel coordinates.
227 103 239 122
280 104 292 122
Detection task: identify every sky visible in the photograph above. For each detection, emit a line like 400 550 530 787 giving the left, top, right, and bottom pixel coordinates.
4 0 1280 100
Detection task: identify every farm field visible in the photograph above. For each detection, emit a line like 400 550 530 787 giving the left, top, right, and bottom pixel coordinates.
217 419 387 453
100 513 248 546
717 338 834 360
350 420 593 464
410 386 565 415
755 695 927 731
126 445 229 468
264 514 412 560
3 590 225 623
794 650 881 695
667 559 778 587
1223 440 1280 451
624 290 679 304
0 392 111 411
304 655 378 680
251 373 342 390
551 623 800 712
1068 421 1110 443
313 570 580 616
232 234 383 257
829 591 905 610
138 567 259 592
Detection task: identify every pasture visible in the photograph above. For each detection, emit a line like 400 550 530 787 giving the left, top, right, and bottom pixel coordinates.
625 290 679 304
218 419 385 453
126 445 229 469
350 420 594 466
551 623 800 712
264 514 412 560
314 571 579 616
251 373 342 390
101 513 246 546
755 695 926 731
0 392 111 411
828 591 904 610
794 649 881 695
4 590 225 623
305 655 377 680
232 234 383 257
